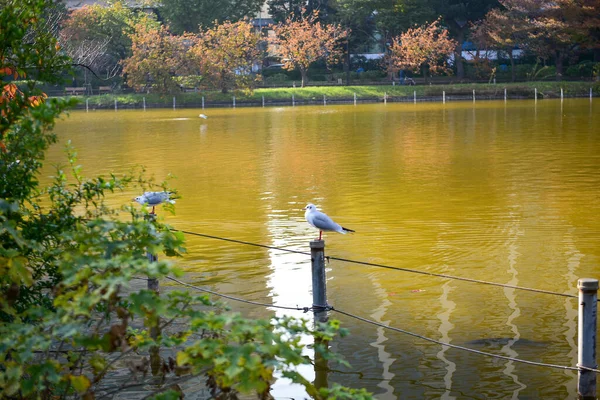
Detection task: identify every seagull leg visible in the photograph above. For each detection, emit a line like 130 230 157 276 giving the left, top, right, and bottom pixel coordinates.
151 206 155 214
319 231 322 241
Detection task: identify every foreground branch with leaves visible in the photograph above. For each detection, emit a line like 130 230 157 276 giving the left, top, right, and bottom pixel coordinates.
0 1 372 399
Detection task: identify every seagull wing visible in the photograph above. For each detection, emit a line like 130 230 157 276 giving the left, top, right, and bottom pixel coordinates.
309 211 343 232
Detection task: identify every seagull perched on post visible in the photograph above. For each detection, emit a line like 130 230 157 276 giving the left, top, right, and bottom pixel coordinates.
304 203 355 240
134 191 175 214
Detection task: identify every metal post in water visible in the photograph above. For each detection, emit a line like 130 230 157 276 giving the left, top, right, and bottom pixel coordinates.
233 96 236 108
577 278 598 399
384 92 387 104
292 94 295 107
323 95 326 106
535 88 537 102
310 240 328 323
473 89 476 103
143 96 146 111
114 99 117 111
413 91 416 104
443 91 446 104
173 96 176 110
354 92 357 106
504 88 507 102
561 88 564 102
86 98 89 112
202 96 205 110
591 87 593 101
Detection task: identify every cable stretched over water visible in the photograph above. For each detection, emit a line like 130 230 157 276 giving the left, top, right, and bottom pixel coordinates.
165 276 316 313
175 229 580 301
163 274 600 374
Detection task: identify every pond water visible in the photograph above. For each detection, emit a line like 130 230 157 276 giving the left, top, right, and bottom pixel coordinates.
49 99 600 399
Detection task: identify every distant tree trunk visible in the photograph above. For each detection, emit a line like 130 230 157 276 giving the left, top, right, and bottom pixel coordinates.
454 28 466 79
300 66 308 87
555 50 564 81
509 50 515 82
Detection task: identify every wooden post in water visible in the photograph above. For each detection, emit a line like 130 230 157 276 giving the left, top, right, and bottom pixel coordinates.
354 93 357 106
145 213 161 375
310 240 328 323
143 97 146 111
578 278 598 399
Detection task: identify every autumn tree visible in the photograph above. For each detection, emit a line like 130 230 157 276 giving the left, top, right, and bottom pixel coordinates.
59 0 156 80
387 19 457 81
159 0 263 34
122 23 194 94
190 20 263 93
270 10 348 87
471 7 525 82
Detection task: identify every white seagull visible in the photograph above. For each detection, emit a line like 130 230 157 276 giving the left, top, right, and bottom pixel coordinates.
199 114 208 119
134 191 175 214
304 203 355 240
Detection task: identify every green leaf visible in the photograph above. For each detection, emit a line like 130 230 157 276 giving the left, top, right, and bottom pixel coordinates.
69 374 91 393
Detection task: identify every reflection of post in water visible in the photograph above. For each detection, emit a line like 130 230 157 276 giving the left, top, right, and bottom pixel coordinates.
145 213 161 376
310 240 329 390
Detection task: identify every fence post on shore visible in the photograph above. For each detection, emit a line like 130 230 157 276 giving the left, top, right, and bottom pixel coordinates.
414 91 416 104
310 240 328 323
202 96 204 110
86 98 89 112
173 96 176 110
577 278 598 399
443 91 446 104
323 95 326 106
233 95 236 108
143 96 146 111
114 99 117 111
354 92 357 106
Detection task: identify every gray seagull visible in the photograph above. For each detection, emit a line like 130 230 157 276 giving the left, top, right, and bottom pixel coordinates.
304 203 355 240
134 191 175 214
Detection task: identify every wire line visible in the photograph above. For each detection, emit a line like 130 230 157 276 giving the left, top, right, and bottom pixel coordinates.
165 276 315 313
162 274 600 374
175 229 579 300
332 308 600 373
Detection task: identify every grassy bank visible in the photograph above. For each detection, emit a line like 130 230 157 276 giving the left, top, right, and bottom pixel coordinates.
69 81 600 109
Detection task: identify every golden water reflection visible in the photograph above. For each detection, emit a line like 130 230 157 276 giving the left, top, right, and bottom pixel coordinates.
49 99 600 398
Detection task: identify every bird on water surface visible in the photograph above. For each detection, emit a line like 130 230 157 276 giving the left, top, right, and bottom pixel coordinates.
304 203 355 240
134 191 175 214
